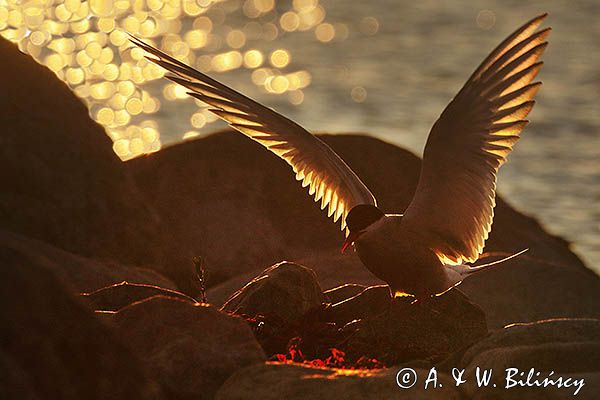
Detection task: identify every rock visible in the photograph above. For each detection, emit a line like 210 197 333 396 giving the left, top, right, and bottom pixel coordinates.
1 229 176 292
460 257 600 329
294 252 600 332
324 283 368 304
82 281 198 312
459 318 600 370
328 285 391 326
0 248 162 399
0 38 177 282
112 296 265 400
344 289 487 365
128 130 590 294
440 318 600 399
216 362 461 400
222 262 326 324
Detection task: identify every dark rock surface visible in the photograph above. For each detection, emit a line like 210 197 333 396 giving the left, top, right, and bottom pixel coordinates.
112 296 265 400
457 319 600 371
0 38 176 279
0 248 162 400
1 229 176 292
440 318 600 399
218 264 486 369
324 283 368 304
343 289 488 365
128 129 589 295
328 284 391 326
209 252 600 331
215 363 461 400
82 281 197 312
459 256 600 329
222 262 326 324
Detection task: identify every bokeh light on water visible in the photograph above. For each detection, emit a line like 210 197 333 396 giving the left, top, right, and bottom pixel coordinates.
0 0 343 160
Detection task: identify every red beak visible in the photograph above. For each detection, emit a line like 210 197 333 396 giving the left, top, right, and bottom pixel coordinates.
341 231 363 254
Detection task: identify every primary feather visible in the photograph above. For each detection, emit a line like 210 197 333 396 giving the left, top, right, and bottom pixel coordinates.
402 14 550 265
129 36 377 229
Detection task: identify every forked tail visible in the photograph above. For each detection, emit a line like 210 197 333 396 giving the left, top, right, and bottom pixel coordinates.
444 248 529 287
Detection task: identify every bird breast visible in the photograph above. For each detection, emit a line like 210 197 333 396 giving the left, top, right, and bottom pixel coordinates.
354 214 449 297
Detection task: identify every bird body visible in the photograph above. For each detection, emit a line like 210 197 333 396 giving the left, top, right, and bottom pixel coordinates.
131 13 550 300
354 214 451 298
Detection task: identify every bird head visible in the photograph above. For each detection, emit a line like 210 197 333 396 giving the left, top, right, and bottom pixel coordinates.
342 204 385 253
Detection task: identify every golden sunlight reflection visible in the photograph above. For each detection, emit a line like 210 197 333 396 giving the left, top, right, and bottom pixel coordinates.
476 10 496 30
351 86 367 103
0 0 372 160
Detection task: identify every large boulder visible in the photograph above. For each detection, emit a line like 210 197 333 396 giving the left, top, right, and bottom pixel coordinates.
216 363 461 400
440 318 600 399
459 256 600 329
0 38 176 279
1 229 176 292
128 130 589 295
112 296 265 400
342 289 488 365
0 248 162 400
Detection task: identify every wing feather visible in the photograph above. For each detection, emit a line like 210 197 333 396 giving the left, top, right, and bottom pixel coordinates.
130 36 376 229
403 14 550 265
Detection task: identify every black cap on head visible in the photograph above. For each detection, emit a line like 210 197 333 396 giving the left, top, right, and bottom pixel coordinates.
346 205 384 232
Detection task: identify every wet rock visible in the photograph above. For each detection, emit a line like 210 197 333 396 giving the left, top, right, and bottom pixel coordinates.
112 296 265 400
345 289 488 365
82 281 197 312
215 362 461 400
222 262 326 324
328 285 391 326
0 38 177 282
442 318 600 399
1 229 176 292
324 283 368 304
0 248 162 400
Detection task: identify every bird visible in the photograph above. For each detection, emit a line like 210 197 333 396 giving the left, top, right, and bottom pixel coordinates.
130 13 550 300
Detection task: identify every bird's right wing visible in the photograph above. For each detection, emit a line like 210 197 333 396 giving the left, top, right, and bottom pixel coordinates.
130 36 376 229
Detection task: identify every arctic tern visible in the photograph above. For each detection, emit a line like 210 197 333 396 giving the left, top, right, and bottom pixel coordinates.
130 13 550 299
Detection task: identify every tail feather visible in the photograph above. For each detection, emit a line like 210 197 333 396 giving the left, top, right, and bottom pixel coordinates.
444 248 529 286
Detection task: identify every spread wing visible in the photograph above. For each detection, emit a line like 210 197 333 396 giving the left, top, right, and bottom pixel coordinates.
130 36 376 230
402 14 550 265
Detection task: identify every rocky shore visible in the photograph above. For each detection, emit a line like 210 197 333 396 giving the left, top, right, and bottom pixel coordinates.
2 37 599 399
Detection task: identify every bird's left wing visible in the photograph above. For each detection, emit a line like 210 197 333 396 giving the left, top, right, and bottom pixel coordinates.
130 36 376 229
402 14 550 265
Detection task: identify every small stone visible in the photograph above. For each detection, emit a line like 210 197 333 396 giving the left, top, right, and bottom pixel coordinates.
221 262 326 324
